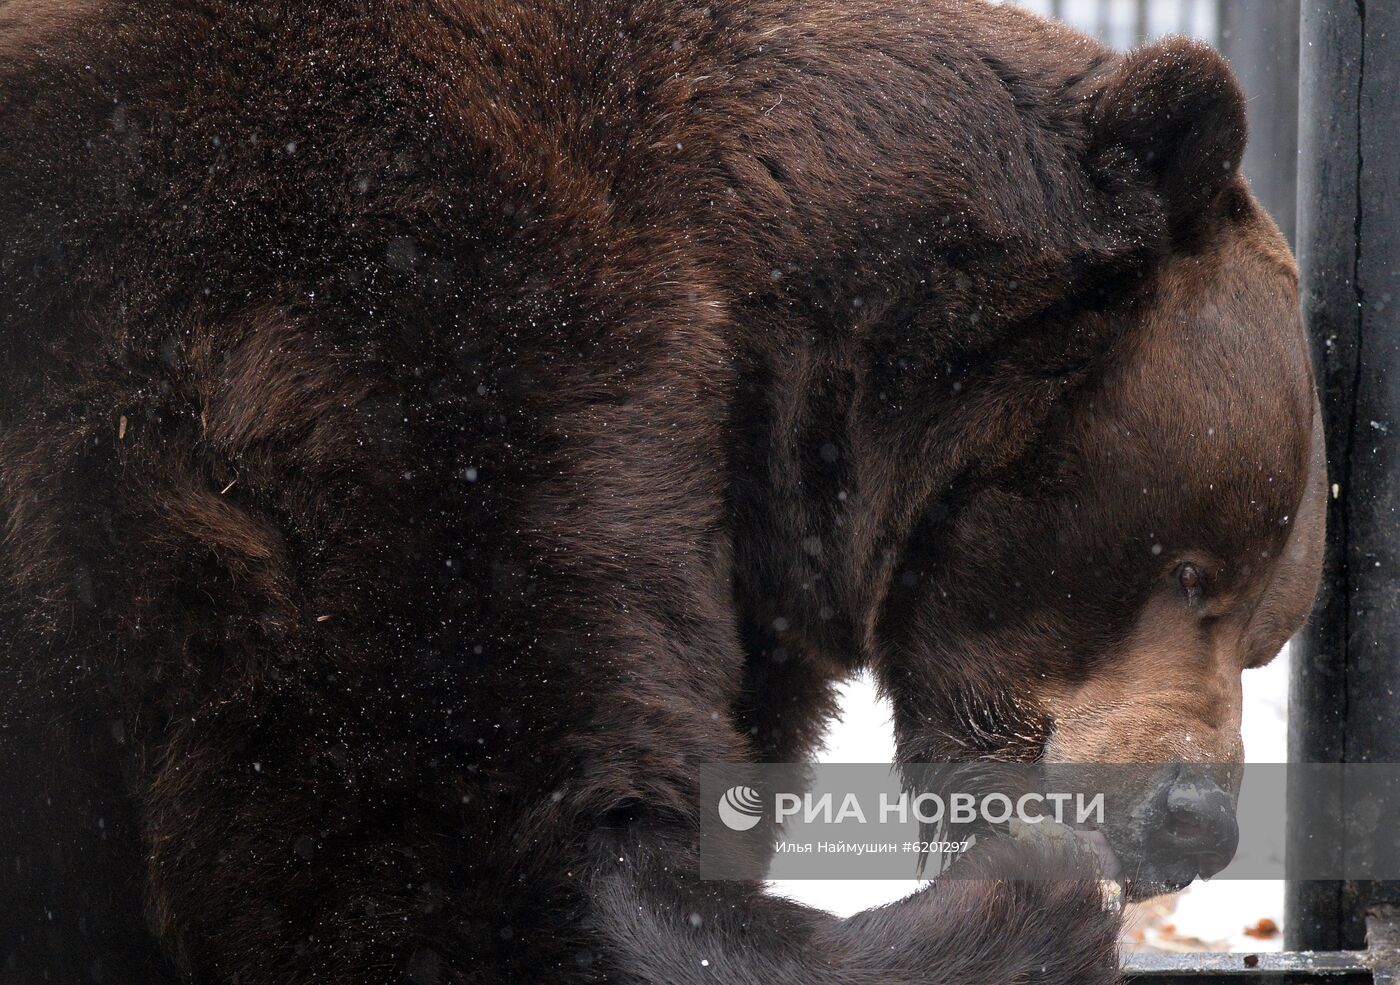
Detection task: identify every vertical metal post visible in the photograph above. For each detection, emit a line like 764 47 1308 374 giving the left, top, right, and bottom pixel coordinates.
1289 0 1400 953
1219 0 1300 246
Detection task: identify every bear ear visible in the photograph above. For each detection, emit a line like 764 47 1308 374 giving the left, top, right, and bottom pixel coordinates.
1088 37 1247 241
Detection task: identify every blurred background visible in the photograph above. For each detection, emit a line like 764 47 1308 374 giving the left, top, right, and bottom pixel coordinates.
774 0 1304 952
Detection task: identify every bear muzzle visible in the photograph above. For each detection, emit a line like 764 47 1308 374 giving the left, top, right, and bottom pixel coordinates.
1105 762 1241 898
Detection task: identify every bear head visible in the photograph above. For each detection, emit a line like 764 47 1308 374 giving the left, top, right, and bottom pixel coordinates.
874 38 1324 898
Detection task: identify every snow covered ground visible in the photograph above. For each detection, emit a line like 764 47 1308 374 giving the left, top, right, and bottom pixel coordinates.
771 649 1291 952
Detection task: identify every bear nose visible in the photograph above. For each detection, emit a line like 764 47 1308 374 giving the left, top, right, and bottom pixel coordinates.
1150 767 1239 880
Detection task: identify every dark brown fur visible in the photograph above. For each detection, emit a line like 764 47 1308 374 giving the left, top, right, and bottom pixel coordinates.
0 1 1320 982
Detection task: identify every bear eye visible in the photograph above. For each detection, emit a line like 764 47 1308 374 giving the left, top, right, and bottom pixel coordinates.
1176 562 1204 605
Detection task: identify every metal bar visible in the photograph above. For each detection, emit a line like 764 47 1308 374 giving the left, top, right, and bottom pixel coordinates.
1124 950 1370 983
1290 0 1400 953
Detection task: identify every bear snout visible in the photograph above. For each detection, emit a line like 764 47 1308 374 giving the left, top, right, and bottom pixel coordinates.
1112 762 1240 897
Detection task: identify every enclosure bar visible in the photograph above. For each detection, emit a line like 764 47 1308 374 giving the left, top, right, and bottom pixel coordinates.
1289 0 1400 953
1124 949 1368 982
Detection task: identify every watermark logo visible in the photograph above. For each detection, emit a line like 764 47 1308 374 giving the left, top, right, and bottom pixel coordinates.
701 763 1400 883
718 785 765 831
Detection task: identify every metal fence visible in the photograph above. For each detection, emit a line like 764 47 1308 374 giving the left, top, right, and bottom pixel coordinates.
1005 0 1221 47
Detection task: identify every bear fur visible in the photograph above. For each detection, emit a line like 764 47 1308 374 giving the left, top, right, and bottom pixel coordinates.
0 1 1321 982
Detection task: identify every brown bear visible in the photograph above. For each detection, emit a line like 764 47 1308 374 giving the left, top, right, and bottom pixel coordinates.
0 0 1323 982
